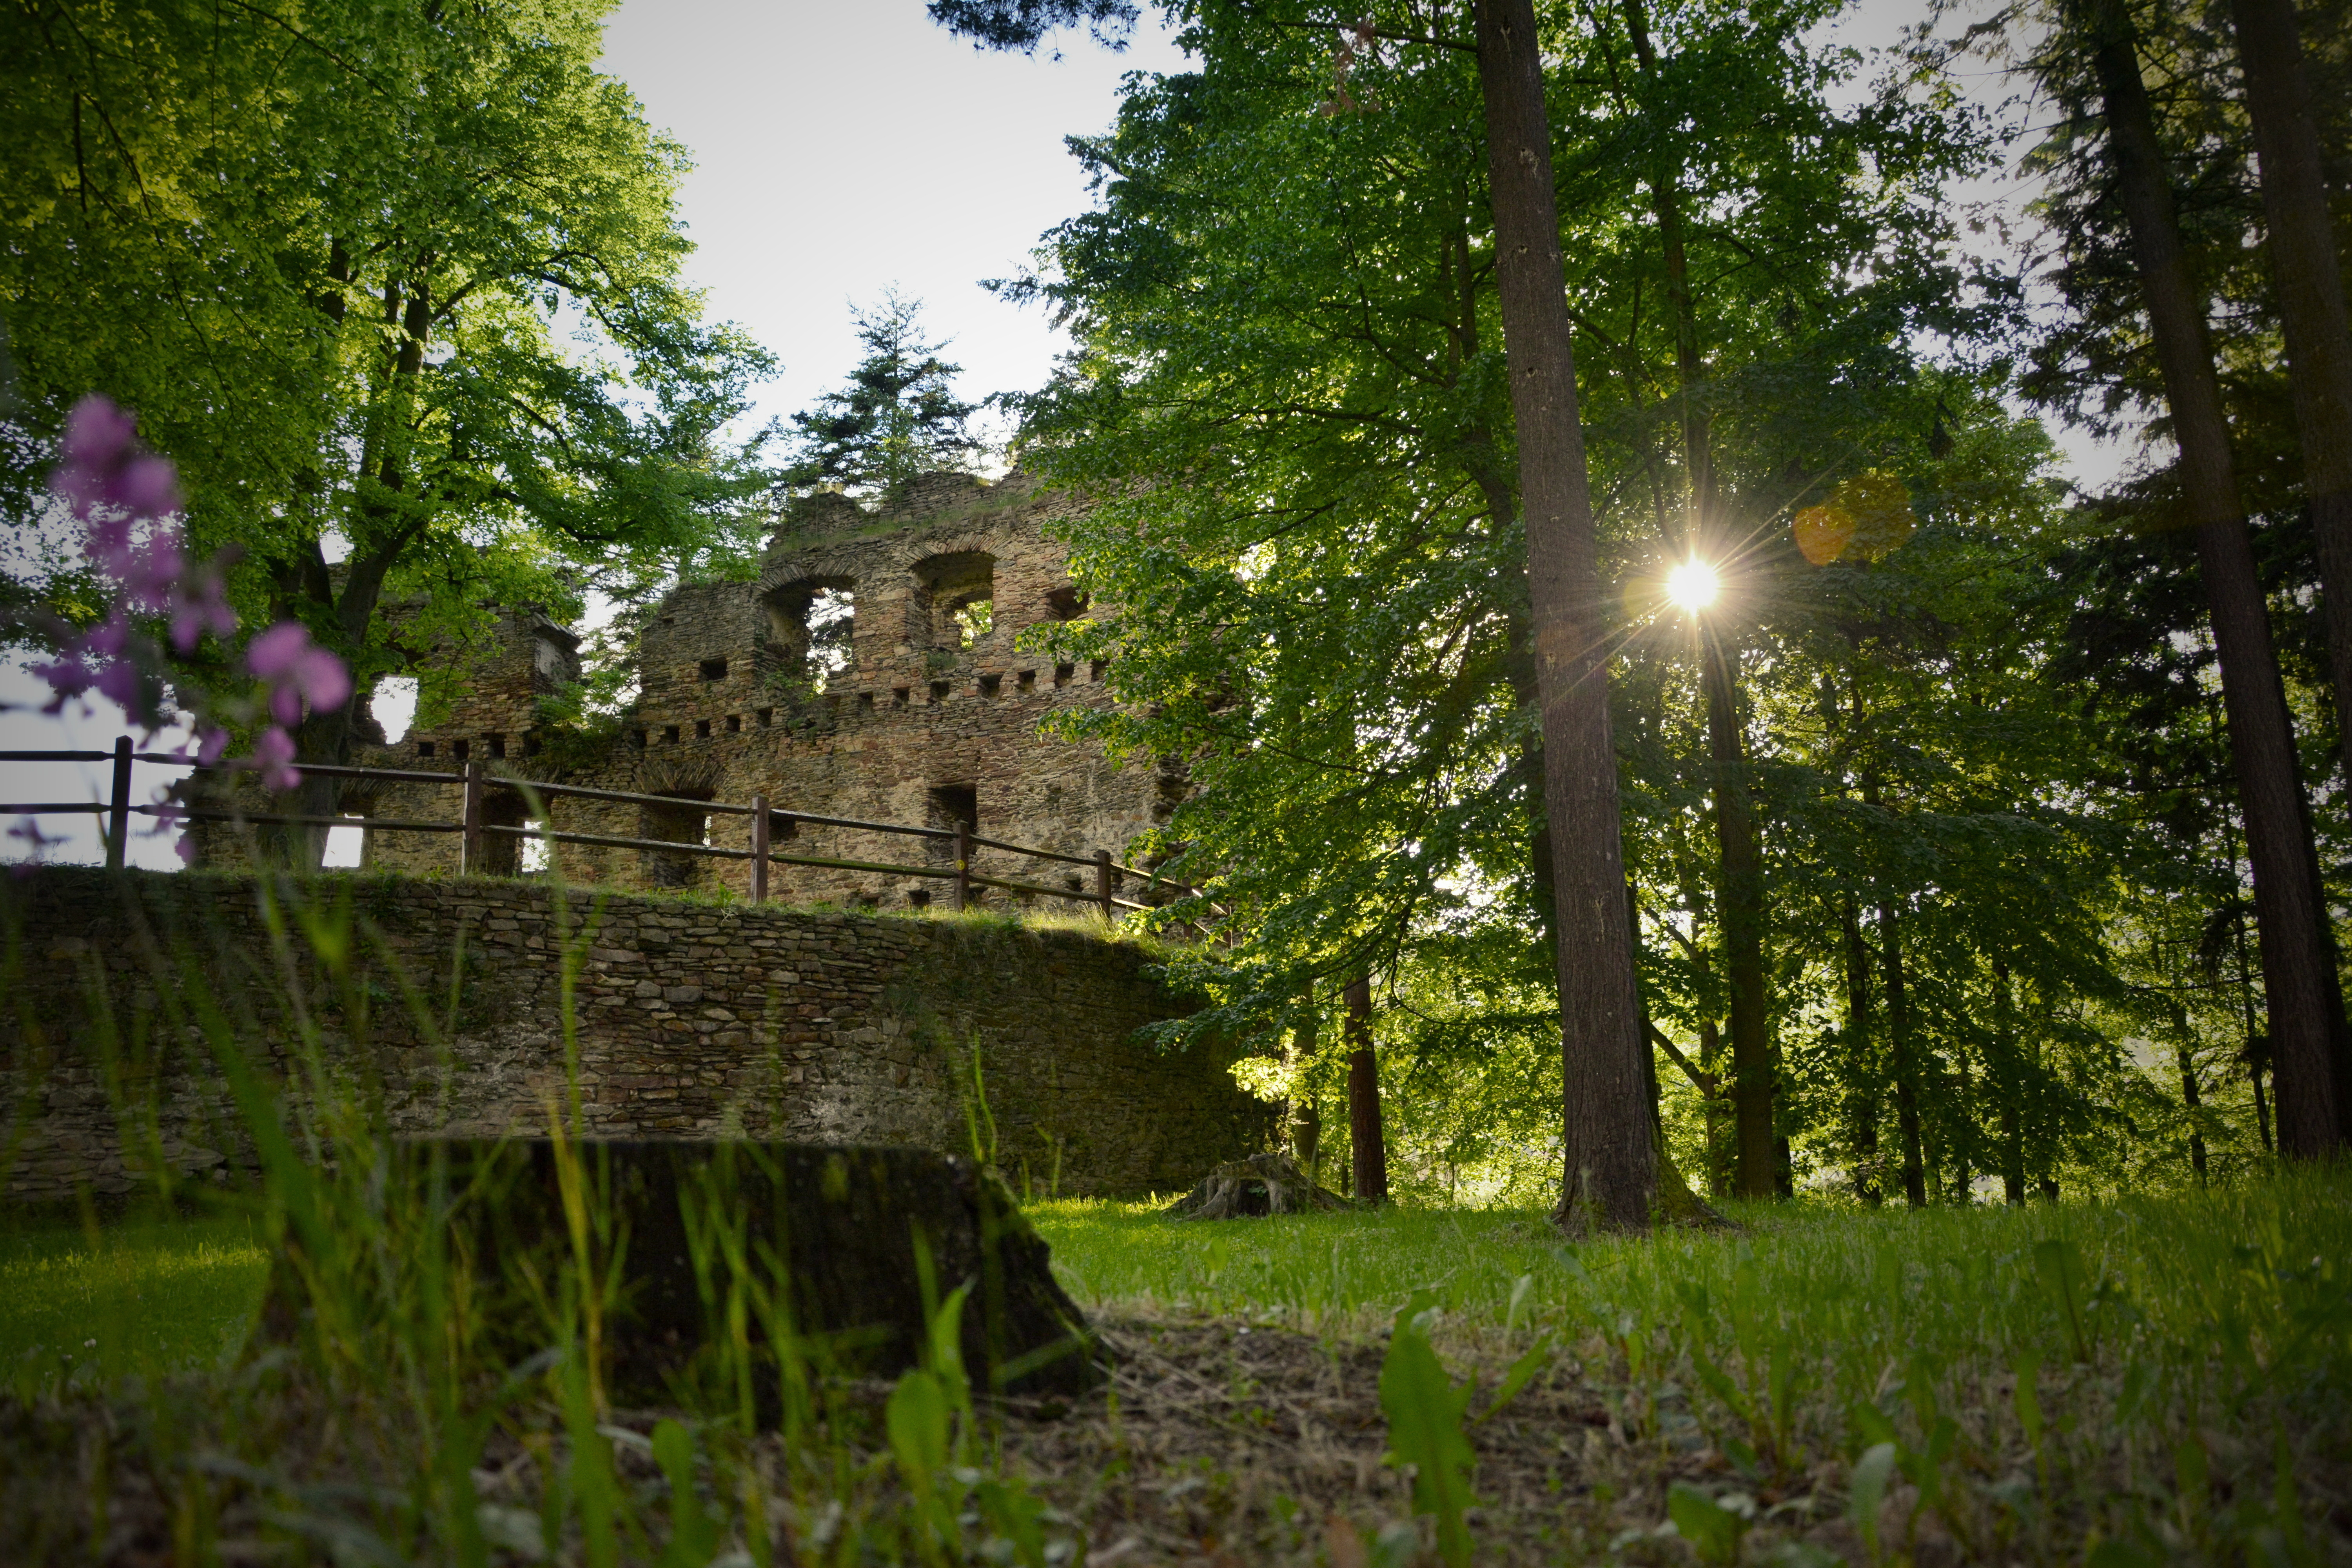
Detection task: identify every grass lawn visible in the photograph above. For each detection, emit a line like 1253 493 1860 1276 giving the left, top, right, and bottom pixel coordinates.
3 1174 2347 1563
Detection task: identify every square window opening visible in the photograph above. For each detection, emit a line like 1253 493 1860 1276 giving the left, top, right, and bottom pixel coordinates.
452 739 471 761
416 740 436 759
699 658 728 682
696 719 711 739
1053 664 1074 688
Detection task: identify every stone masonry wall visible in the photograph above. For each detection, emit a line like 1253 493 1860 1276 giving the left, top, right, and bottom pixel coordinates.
2 868 1270 1205
190 469 1179 911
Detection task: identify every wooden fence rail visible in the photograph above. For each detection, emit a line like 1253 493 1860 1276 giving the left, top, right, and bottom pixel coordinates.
0 738 1217 922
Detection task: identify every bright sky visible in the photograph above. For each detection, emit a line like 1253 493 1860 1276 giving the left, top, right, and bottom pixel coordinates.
0 0 2124 869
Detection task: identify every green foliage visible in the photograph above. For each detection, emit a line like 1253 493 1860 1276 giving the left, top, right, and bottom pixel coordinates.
780 292 982 500
1378 1295 1479 1566
0 0 774 730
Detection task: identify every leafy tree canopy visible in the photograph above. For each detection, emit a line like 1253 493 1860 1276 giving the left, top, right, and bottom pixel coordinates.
0 0 775 751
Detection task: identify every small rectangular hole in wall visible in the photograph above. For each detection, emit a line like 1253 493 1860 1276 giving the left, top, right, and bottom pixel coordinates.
768 811 799 840
859 691 875 710
1017 670 1036 693
928 681 948 704
979 673 1000 698
1090 659 1108 682
907 888 932 909
416 740 436 758
664 725 681 744
699 657 728 682
1053 663 1073 688
452 739 471 761
757 707 774 727
631 729 648 749
486 733 506 760
726 714 740 733
893 687 910 708
696 719 711 739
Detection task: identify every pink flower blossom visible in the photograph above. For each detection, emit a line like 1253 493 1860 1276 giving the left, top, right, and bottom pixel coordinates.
246 621 351 726
250 726 301 793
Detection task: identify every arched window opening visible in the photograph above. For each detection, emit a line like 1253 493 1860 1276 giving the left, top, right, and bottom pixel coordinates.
763 577 857 691
1045 586 1089 621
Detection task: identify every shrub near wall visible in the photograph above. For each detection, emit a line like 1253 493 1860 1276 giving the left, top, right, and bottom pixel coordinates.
0 869 1269 1205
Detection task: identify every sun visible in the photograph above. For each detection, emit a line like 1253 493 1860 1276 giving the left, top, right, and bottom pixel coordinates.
1666 559 1719 612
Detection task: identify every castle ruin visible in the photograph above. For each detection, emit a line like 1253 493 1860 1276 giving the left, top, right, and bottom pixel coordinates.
263 471 1179 907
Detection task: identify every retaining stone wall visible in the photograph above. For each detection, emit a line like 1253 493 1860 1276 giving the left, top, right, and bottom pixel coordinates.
2 868 1270 1205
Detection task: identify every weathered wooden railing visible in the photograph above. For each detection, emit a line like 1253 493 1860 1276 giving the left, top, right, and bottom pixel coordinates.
0 737 1210 919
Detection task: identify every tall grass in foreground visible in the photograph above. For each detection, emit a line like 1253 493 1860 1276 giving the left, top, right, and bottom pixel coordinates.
3 870 2347 1565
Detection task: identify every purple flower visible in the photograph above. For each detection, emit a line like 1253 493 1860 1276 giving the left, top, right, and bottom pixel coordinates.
250 726 301 793
52 396 181 524
169 570 237 653
245 621 351 726
196 726 230 766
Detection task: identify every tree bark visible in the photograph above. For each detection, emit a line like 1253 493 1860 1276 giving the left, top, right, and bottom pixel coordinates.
2177 1042 2210 1183
1343 973 1387 1203
1622 0 1773 1196
1473 0 1655 1233
2083 0 2348 1158
260 1141 1103 1408
1702 632 1774 1196
1995 963 2026 1205
1877 900 1927 1208
1291 997 1322 1180
1842 896 1883 1206
2232 0 2352 842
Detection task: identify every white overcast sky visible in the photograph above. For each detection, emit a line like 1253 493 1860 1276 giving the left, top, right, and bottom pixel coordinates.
4 0 2119 867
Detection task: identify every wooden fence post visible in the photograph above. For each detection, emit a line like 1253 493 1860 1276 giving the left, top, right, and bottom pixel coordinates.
953 822 971 912
105 735 131 871
461 761 485 876
1094 849 1114 923
750 793 770 904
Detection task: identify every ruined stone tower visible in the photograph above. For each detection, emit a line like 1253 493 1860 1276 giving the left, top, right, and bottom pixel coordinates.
315 470 1174 906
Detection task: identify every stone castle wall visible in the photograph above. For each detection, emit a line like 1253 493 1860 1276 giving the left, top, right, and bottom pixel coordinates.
195 470 1180 912
2 869 1270 1206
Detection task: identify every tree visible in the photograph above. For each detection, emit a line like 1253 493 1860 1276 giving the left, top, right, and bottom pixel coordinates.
2 0 773 829
931 0 1658 1230
2041 0 2346 1157
780 293 983 499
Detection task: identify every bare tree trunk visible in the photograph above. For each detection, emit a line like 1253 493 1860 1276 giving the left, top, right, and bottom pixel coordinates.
2083 0 2347 1159
2230 0 2352 1143
1702 632 1774 1195
1995 964 2026 1205
2232 0 2352 812
1343 973 1387 1203
1291 996 1322 1181
1473 0 1655 1234
1842 897 1882 1206
2178 1042 2210 1183
1878 900 1927 1208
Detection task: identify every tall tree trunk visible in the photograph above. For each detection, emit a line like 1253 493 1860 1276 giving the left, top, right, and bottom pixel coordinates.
2083 0 2347 1158
2177 1042 2210 1183
1291 995 1322 1181
1842 898 1882 1206
1343 973 1387 1203
1702 632 1774 1195
1699 1016 1729 1197
2230 0 2352 1143
1995 963 2026 1205
2232 0 2352 813
1473 0 1654 1231
1622 0 1774 1194
1878 900 1927 1208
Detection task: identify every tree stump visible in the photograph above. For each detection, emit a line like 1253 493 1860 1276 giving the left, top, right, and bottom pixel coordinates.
1162 1152 1353 1219
258 1141 1103 1405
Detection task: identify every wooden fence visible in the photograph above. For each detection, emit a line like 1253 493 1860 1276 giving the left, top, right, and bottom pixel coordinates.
0 737 1203 919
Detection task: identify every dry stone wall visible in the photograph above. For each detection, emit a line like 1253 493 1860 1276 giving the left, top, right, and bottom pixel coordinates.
2 868 1270 1206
